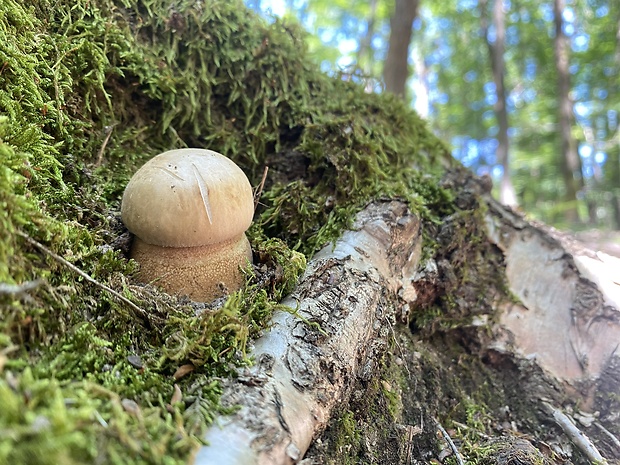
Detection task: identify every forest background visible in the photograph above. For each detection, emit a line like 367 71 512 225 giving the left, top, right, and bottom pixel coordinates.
246 0 620 232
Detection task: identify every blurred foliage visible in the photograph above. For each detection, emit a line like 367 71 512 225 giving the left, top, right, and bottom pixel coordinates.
251 0 620 230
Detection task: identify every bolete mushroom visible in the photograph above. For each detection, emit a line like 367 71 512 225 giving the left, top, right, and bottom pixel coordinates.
121 148 254 301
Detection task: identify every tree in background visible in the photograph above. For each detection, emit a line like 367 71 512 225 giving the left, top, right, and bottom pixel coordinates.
423 2 496 173
248 0 620 231
356 0 378 82
383 0 420 98
571 0 620 229
613 8 620 227
553 0 584 223
480 0 518 207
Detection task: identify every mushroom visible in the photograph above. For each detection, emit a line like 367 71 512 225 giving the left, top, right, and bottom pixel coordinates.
121 148 254 301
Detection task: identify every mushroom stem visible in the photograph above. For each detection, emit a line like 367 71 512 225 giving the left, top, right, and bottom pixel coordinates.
131 234 252 301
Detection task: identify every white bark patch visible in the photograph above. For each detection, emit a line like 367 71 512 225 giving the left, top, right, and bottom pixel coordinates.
194 201 421 465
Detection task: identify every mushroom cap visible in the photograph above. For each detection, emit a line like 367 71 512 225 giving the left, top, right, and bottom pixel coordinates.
121 148 254 248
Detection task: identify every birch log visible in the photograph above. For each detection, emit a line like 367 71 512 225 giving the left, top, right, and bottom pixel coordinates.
194 200 422 465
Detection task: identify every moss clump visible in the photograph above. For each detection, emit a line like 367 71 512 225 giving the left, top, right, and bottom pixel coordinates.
410 167 512 334
332 410 362 465
466 437 549 465
1 0 453 462
0 367 201 465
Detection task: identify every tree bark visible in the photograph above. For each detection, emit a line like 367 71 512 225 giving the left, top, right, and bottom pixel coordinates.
196 201 421 464
383 0 420 98
553 0 584 224
480 0 518 207
485 197 620 388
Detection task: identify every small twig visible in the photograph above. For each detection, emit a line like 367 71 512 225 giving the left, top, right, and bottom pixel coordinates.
435 418 465 465
254 165 269 210
595 421 620 452
95 124 116 167
542 401 608 464
18 232 147 318
397 420 423 465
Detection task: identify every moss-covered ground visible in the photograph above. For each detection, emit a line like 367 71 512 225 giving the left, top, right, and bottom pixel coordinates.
0 0 458 463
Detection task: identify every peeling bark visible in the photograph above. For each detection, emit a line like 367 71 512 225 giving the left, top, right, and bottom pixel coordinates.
195 201 421 464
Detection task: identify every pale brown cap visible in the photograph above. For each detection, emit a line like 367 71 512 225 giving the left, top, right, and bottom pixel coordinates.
121 148 254 247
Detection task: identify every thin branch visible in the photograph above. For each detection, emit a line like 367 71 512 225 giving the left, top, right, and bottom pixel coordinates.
435 418 465 465
254 165 269 210
95 124 116 167
18 232 147 318
542 401 608 464
595 421 620 452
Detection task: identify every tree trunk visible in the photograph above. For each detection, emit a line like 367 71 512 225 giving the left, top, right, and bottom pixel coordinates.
480 0 518 207
383 0 420 98
553 0 583 225
612 193 620 230
616 10 620 64
195 174 620 464
613 14 620 229
357 0 379 93
356 0 378 74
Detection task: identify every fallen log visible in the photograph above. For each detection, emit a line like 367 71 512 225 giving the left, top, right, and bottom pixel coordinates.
195 200 422 464
486 197 620 397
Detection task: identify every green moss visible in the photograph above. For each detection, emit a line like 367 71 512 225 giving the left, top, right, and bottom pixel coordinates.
0 0 456 462
411 171 513 333
332 410 362 465
0 367 203 465
454 434 549 465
